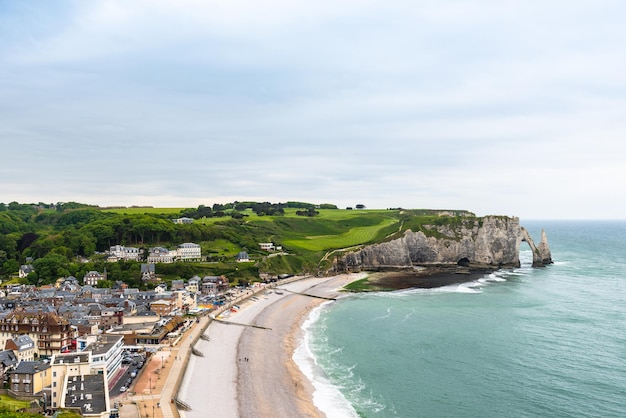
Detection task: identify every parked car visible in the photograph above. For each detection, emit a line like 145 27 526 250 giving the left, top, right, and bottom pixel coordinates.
119 386 127 392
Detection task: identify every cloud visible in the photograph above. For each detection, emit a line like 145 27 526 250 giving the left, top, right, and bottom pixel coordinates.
1 1 625 218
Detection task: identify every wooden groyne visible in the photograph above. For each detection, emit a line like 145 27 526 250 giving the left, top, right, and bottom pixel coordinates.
276 288 337 301
212 318 271 330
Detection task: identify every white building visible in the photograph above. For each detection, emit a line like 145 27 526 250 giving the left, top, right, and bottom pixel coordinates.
172 217 194 224
259 242 275 251
147 247 176 263
108 245 141 261
177 243 201 261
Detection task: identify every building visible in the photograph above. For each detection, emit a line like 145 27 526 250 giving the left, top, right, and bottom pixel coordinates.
259 242 275 251
172 217 194 224
176 242 202 261
83 271 106 287
186 276 200 293
0 311 75 359
147 247 175 263
5 335 36 362
108 245 141 261
141 264 156 281
171 279 185 290
201 276 228 295
8 361 51 397
150 300 174 317
0 349 18 383
50 352 110 417
100 308 124 329
80 335 124 383
18 264 35 279
236 251 250 262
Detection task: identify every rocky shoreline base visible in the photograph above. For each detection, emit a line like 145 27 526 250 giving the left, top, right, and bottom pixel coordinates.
363 267 497 290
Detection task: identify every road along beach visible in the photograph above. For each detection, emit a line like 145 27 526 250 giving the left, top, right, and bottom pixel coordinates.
179 274 366 418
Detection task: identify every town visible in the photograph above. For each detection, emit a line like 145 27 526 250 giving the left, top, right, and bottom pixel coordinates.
0 241 283 418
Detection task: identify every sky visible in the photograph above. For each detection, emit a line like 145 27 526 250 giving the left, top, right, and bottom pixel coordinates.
1 0 625 220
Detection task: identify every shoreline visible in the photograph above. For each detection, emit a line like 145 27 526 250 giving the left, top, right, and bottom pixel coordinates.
179 274 365 418
237 273 366 418
181 270 487 417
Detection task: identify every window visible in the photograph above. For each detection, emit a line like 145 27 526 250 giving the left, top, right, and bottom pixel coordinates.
53 371 56 377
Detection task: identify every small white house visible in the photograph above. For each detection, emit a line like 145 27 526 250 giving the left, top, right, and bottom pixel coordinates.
259 242 275 251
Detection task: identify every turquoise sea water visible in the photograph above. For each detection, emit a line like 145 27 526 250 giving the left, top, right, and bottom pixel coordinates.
300 221 626 417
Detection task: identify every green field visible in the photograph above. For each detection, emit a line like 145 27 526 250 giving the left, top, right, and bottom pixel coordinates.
102 207 185 215
283 217 399 251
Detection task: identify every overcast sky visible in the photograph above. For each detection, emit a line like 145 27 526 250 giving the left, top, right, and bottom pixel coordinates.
1 1 625 219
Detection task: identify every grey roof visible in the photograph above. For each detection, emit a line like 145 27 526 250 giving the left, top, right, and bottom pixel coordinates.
53 353 90 365
13 335 35 352
0 350 18 367
11 361 50 375
84 335 123 356
64 373 108 415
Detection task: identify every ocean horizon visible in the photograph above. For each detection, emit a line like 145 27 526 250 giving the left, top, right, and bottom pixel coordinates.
296 220 626 417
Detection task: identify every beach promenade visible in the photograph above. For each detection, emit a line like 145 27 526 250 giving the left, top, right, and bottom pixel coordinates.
113 313 210 418
112 274 362 418
180 274 364 418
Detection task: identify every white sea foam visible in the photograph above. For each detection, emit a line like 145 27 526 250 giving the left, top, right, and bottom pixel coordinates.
293 303 359 418
371 307 392 321
401 308 416 322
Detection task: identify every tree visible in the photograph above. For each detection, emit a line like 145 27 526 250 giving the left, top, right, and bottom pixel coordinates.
2 259 19 277
32 253 71 284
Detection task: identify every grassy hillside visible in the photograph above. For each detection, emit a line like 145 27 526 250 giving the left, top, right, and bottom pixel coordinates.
0 202 476 286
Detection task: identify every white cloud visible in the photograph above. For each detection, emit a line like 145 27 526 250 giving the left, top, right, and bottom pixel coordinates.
1 1 626 218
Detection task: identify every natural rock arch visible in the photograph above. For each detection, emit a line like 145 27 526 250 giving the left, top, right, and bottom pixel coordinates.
519 227 553 267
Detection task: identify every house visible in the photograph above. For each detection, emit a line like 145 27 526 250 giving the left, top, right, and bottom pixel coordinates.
5 335 36 362
150 300 174 317
236 251 250 262
147 247 175 263
57 276 80 292
18 265 35 279
108 245 141 261
140 264 157 281
0 311 76 359
8 360 51 397
201 276 228 295
172 217 194 224
176 242 202 261
100 307 124 329
0 349 18 383
186 276 200 293
171 279 185 290
259 242 275 251
83 271 106 287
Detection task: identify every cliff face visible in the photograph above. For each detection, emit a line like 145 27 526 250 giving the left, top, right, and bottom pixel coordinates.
335 216 552 272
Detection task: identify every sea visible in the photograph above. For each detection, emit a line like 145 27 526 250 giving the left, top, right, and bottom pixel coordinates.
294 221 626 418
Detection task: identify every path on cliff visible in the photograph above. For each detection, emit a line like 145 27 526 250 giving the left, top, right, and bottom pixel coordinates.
318 220 404 268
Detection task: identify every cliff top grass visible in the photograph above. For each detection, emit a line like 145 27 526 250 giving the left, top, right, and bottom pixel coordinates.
1 201 489 284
